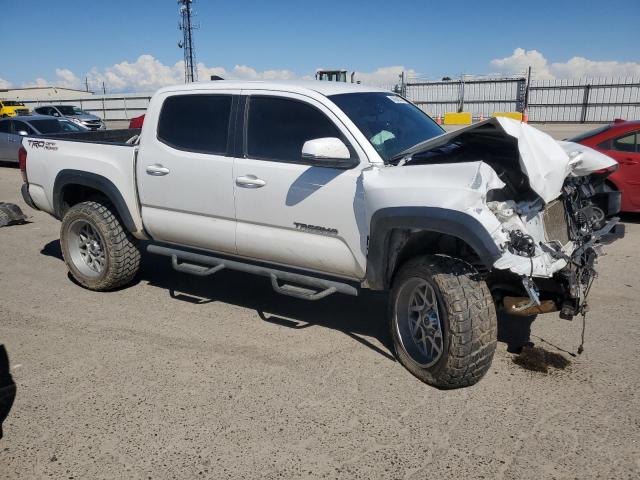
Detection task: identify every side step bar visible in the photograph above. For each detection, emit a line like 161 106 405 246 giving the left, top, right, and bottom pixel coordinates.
147 244 358 301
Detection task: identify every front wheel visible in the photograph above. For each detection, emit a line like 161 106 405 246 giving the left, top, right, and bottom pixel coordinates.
390 255 497 388
60 201 141 291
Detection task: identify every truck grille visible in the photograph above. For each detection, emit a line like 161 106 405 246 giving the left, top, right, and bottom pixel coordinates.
542 199 569 245
16 109 29 115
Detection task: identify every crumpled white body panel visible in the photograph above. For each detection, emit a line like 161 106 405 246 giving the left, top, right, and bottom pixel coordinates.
363 118 617 279
491 118 616 202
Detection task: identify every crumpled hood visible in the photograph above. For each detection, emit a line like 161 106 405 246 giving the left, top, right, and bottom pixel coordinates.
401 117 617 203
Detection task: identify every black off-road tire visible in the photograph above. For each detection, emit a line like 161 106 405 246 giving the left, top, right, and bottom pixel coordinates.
390 254 497 388
60 201 141 291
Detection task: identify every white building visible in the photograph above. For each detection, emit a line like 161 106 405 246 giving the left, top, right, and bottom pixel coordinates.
0 87 93 101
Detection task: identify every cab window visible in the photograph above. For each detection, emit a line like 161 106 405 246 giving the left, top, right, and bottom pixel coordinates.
157 94 232 155
246 96 344 163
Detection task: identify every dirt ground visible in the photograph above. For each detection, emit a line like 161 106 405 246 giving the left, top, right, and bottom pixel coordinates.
1 163 639 479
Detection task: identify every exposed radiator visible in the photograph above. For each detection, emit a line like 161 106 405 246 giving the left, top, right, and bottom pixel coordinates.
543 199 570 245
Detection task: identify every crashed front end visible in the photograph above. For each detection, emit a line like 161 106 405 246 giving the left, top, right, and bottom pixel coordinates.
399 117 625 320
487 167 624 320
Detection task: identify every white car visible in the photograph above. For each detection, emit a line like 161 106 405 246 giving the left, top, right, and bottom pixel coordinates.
34 105 106 130
19 80 624 388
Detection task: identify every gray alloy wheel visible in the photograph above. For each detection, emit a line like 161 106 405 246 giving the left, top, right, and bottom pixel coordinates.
67 219 107 277
390 254 497 388
394 278 444 368
60 201 141 291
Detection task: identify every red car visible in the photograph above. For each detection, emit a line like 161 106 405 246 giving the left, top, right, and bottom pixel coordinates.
571 119 640 212
129 114 145 129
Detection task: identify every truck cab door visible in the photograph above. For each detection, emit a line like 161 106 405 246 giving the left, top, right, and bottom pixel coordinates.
136 90 239 254
232 91 368 279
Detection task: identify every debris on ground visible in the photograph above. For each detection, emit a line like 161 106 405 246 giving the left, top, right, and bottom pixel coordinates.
0 203 27 227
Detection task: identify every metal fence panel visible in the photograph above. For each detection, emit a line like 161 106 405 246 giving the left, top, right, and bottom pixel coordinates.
404 76 640 123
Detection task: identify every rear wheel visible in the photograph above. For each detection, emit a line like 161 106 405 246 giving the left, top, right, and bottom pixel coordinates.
390 255 497 388
60 201 140 291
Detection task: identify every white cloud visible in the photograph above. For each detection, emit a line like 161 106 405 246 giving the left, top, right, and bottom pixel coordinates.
22 77 52 88
17 55 416 93
352 66 417 86
551 56 640 79
54 68 82 89
87 54 183 92
491 48 640 80
0 78 12 89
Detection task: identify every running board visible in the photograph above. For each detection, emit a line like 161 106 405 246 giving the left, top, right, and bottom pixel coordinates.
147 244 358 300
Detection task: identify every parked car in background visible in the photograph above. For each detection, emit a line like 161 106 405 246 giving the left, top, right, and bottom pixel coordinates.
129 114 145 129
0 100 30 118
571 119 640 212
34 105 106 130
0 115 87 163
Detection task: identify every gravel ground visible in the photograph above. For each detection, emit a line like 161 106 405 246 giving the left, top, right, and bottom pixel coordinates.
1 164 639 479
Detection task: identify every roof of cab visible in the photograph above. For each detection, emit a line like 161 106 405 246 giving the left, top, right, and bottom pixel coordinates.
155 79 391 97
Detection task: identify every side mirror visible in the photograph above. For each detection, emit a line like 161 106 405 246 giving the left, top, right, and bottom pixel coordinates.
17 131 28 136
53 112 60 117
301 137 355 168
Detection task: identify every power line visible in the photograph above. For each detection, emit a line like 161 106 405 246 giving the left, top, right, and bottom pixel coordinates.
178 0 198 83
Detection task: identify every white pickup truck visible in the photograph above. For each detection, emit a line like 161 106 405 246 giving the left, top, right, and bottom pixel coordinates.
19 80 624 388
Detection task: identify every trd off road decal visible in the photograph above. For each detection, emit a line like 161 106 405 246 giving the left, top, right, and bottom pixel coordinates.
27 140 58 151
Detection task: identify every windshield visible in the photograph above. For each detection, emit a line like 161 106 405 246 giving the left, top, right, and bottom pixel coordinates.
56 105 86 116
30 119 86 134
2 101 25 107
329 92 444 162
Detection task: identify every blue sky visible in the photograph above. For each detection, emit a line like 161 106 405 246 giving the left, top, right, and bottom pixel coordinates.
1 0 639 91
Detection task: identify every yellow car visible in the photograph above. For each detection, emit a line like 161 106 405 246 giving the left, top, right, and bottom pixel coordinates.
0 100 30 117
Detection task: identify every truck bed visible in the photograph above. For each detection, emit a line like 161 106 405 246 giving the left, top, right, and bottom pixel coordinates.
38 128 141 145
22 129 145 235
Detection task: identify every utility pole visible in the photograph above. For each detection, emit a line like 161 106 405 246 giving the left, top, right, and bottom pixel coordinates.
178 0 198 83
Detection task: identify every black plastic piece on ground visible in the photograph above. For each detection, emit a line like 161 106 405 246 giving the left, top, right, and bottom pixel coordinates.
0 202 27 227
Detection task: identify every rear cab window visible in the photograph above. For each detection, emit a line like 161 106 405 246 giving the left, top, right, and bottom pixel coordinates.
246 96 347 164
157 94 232 154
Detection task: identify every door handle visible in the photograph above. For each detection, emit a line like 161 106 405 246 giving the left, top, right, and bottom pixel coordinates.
235 175 266 188
146 164 170 176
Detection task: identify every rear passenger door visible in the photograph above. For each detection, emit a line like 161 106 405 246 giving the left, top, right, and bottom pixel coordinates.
232 92 369 279
136 90 239 254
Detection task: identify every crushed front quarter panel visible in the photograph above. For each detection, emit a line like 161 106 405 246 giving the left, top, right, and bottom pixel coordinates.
365 119 619 281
